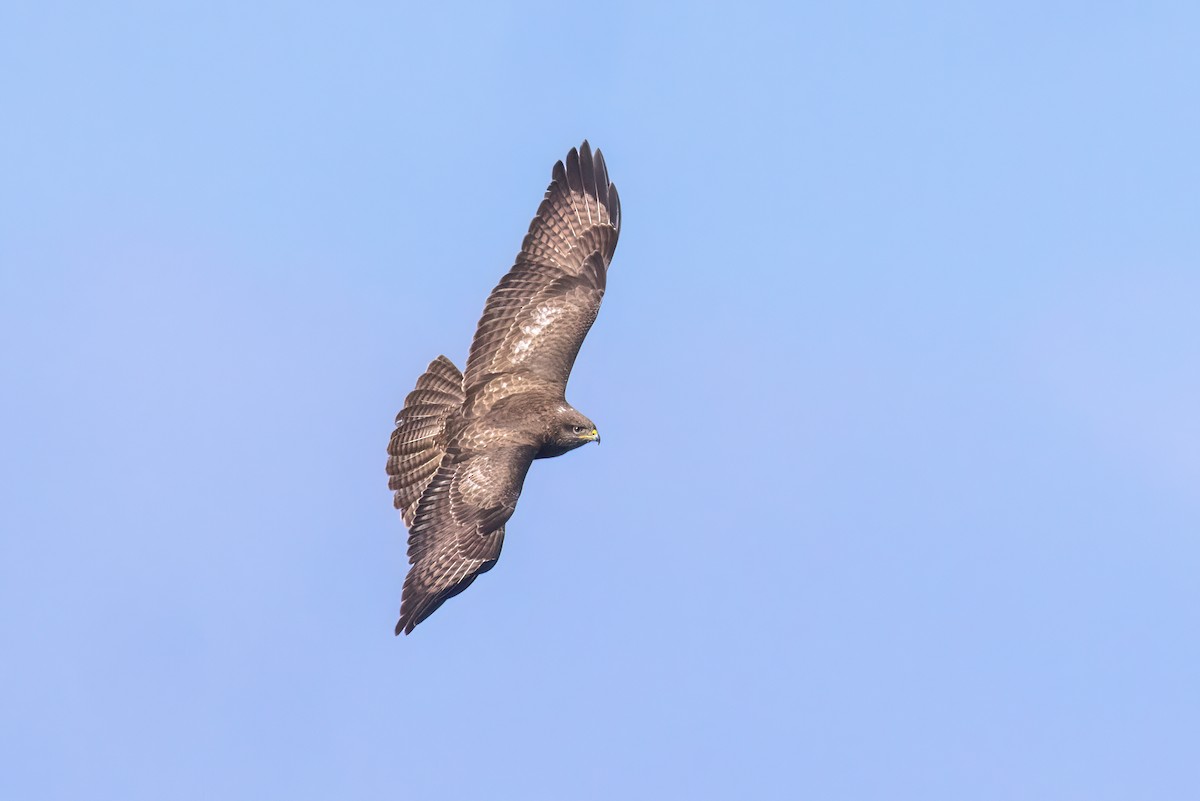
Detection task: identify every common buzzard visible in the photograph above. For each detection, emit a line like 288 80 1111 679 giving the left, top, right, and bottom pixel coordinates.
386 141 621 635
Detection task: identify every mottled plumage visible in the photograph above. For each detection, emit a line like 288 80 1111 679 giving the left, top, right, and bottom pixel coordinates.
386 142 621 635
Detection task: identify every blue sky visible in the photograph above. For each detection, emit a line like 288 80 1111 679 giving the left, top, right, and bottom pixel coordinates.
2 2 1198 799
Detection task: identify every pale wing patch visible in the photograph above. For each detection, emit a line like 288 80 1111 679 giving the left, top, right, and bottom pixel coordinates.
460 458 492 496
510 303 564 360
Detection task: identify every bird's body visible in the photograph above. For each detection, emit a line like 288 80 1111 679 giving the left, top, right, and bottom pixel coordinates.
386 142 621 635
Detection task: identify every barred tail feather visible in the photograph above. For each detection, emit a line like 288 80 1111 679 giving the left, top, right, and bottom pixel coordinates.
386 355 465 525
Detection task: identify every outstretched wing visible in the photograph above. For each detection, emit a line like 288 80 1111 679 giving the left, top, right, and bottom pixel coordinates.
463 141 621 409
396 443 536 634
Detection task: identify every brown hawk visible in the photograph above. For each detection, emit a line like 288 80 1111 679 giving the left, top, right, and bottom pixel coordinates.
386 142 621 635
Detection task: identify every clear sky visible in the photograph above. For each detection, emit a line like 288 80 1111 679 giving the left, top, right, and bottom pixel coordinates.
2 2 1198 799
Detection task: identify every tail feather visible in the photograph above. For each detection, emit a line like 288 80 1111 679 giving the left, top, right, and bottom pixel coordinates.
387 355 464 525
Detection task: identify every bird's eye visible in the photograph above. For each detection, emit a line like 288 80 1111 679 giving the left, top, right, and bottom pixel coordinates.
571 425 585 434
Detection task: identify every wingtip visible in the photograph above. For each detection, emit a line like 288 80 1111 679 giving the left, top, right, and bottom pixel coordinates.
395 611 418 636
593 147 609 188
564 146 583 193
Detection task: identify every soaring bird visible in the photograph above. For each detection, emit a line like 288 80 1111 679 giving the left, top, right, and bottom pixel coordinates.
386 142 621 635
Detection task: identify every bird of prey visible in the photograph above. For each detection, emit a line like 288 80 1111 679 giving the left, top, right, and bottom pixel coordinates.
386 141 621 635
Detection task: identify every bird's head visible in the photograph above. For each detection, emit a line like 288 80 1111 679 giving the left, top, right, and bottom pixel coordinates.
550 407 600 451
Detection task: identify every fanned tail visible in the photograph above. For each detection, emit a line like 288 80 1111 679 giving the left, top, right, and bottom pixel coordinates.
386 355 465 525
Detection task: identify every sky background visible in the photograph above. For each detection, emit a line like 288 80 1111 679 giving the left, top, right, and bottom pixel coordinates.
2 2 1198 799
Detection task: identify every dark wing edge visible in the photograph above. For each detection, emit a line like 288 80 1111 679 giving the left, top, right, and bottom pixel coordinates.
463 141 621 396
396 444 536 635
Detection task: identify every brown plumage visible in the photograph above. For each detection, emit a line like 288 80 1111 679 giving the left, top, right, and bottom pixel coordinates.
386 142 621 635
